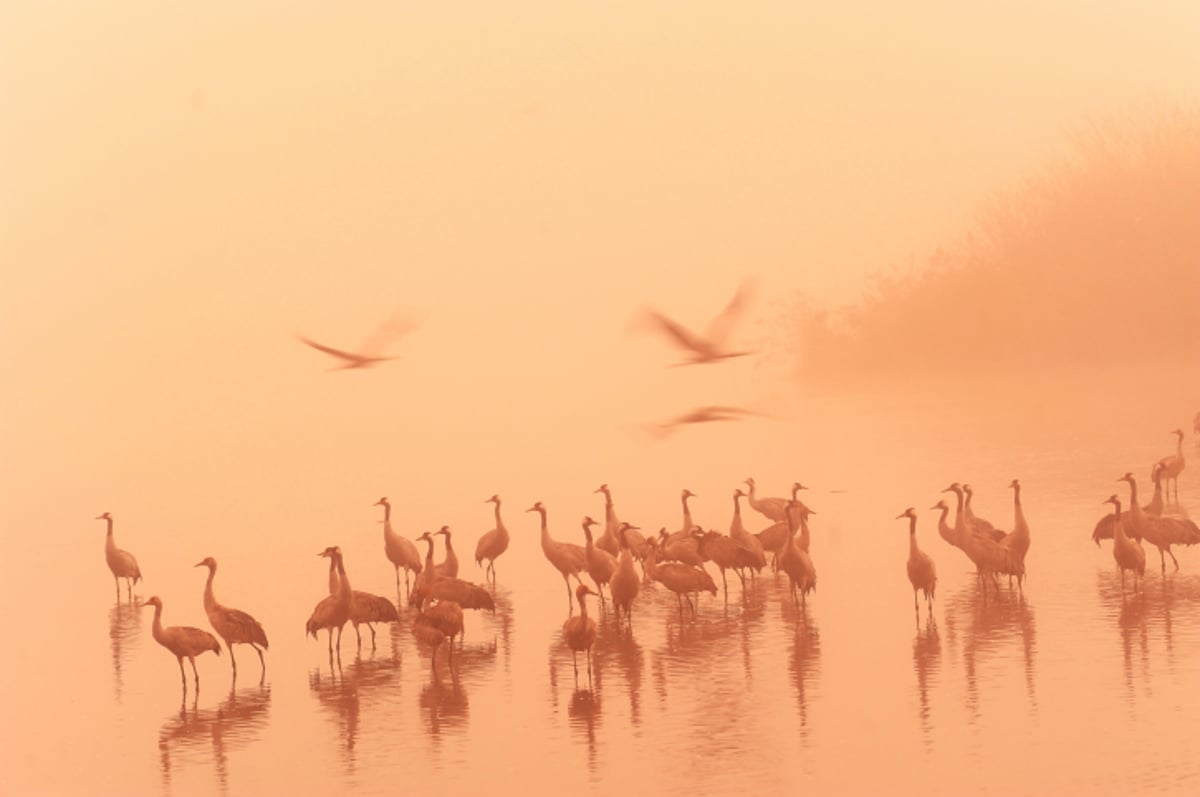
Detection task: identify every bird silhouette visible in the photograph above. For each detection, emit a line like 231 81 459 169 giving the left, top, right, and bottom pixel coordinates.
633 277 758 366
296 311 419 370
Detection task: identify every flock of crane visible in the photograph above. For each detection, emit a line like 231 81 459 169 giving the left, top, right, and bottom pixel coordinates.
98 423 1194 694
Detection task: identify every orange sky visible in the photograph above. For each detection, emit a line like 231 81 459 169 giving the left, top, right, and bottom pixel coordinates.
2 2 1199 539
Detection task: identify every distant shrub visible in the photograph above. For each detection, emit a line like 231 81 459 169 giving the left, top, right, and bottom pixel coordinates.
788 104 1200 387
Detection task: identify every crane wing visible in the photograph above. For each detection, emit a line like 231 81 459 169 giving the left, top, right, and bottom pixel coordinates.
638 309 709 355
356 311 421 357
704 276 757 345
296 335 363 363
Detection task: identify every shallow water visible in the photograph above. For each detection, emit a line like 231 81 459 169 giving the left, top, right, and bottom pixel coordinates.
4 375 1200 796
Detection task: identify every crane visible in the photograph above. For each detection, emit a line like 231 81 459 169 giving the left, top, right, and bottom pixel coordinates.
632 276 757 366
643 537 717 617
474 495 511 584
527 501 588 611
410 532 495 613
778 501 817 609
194 557 269 680
729 488 766 576
374 497 422 599
593 484 622 557
434 527 460 578
562 584 600 685
1152 429 1186 503
316 546 400 651
897 508 936 619
97 512 141 602
744 478 806 523
1000 479 1031 588
142 595 221 691
609 522 642 628
581 516 617 605
1103 494 1145 597
1118 472 1200 572
305 547 353 657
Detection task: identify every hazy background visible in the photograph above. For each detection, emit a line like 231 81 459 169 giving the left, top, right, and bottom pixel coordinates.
2 6 1200 791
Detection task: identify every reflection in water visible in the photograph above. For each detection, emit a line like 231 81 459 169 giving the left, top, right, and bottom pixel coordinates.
1099 571 1200 713
489 588 515 674
158 684 271 795
782 600 821 737
912 621 941 749
420 668 469 741
943 583 1037 723
308 651 401 776
567 688 601 777
109 601 142 703
591 622 644 728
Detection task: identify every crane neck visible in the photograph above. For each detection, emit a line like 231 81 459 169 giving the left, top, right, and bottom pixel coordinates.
103 517 114 536
493 502 505 530
149 602 165 643
907 516 919 554
681 495 693 527
333 551 350 597
1124 478 1139 511
380 502 391 523
798 514 811 549
202 565 217 608
422 538 436 574
327 557 338 595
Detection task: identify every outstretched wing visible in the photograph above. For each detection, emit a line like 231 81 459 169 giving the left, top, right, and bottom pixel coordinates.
296 335 362 363
356 311 421 357
638 309 709 356
704 276 757 345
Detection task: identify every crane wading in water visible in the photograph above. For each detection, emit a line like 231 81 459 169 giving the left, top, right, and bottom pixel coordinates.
98 512 141 602
194 557 269 681
143 595 221 691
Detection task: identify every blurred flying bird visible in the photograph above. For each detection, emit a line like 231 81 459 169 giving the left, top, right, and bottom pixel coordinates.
296 311 419 370
644 405 767 439
633 277 758 366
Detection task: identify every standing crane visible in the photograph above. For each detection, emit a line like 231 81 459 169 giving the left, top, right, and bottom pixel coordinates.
744 478 806 523
1152 429 1186 503
527 501 588 611
1093 464 1162 545
582 516 617 605
692 526 749 600
643 537 717 617
97 512 141 602
316 545 399 651
594 484 622 557
305 547 353 656
194 557 269 680
729 488 766 576
562 584 600 685
142 595 221 691
1119 472 1200 572
1103 494 1145 597
609 522 641 628
1000 479 1031 588
897 508 936 620
374 497 422 599
962 484 1003 541
435 527 460 578
474 494 510 584
778 501 818 609
411 532 495 614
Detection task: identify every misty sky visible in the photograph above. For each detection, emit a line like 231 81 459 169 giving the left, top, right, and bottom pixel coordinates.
2 3 1198 540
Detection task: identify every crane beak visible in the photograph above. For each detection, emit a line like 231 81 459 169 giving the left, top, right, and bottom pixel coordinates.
193 561 204 568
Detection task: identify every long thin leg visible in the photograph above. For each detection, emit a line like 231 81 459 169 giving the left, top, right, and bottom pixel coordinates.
354 623 363 652
572 650 579 681
369 623 378 650
229 644 238 674
251 644 266 680
115 578 121 603
565 574 574 613
190 657 200 690
178 658 187 688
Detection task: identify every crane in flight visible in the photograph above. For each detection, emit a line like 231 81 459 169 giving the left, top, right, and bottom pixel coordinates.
633 277 758 366
644 405 767 440
296 311 419 370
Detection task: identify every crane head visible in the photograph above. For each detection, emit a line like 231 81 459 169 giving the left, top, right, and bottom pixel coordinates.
733 488 746 498
929 499 948 511
1117 472 1133 484
95 512 111 521
374 497 388 507
791 482 808 494
962 484 974 496
317 546 340 558
485 494 500 504
436 526 451 538
1103 494 1121 509
1172 428 1184 438
194 557 216 570
744 477 756 488
594 484 608 494
681 489 695 499
581 516 597 530
1009 479 1020 490
525 502 544 514
941 483 961 494
895 507 916 521
574 583 598 601
141 595 162 609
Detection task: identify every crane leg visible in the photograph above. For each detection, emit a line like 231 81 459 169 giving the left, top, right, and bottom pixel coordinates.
354 623 363 652
251 644 266 680
586 649 593 685
178 658 187 689
1120 569 1126 596
721 570 728 602
564 575 575 613
571 651 579 681
229 645 238 674
369 623 378 650
190 657 200 690
1169 548 1179 571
